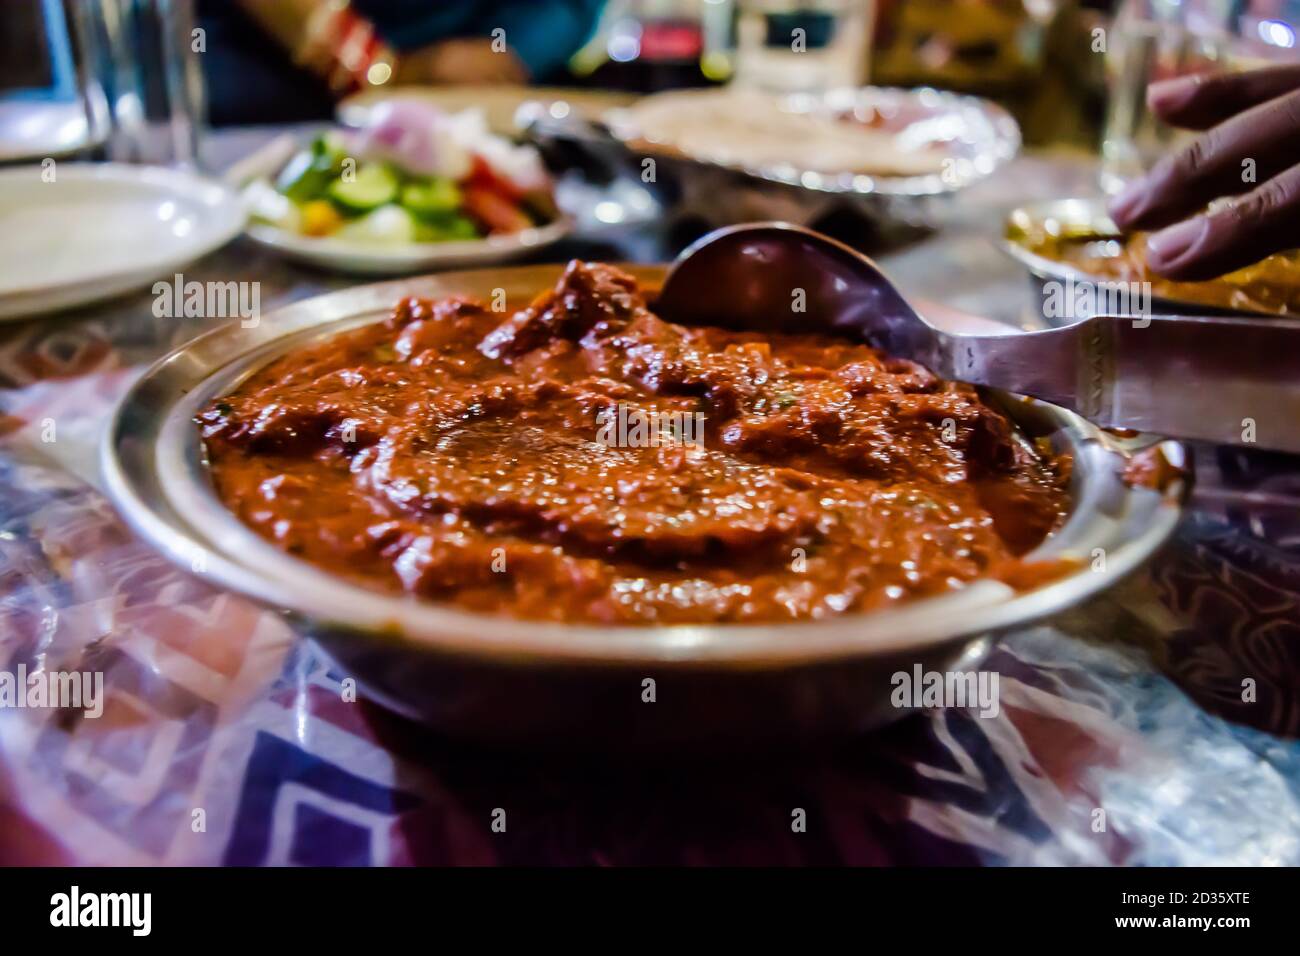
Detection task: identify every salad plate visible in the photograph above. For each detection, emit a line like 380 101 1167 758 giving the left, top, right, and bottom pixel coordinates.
244 213 570 276
241 101 570 276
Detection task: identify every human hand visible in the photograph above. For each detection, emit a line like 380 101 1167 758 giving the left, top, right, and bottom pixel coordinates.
1108 64 1300 280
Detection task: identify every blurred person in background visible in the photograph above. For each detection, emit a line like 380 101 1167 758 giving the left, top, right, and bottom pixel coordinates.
198 0 607 125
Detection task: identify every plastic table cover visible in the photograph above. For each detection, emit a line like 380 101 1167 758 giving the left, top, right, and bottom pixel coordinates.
2 144 1298 866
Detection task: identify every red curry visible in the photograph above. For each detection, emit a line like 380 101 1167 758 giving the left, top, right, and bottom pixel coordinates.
199 262 1069 624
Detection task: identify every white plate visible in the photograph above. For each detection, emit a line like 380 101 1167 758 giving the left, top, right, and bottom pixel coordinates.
0 163 245 321
0 96 109 163
243 217 572 276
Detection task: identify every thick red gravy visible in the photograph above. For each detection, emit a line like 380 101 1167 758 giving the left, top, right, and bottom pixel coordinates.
199 262 1069 624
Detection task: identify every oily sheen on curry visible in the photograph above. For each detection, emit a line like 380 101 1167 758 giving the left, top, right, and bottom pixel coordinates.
198 261 1069 624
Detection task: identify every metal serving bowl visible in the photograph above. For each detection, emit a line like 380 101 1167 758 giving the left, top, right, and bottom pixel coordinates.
1003 197 1296 325
527 87 1021 235
603 86 1022 199
101 264 1186 748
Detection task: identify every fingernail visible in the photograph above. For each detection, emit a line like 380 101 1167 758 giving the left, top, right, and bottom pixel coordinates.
1108 179 1146 225
1147 75 1200 113
1146 217 1206 267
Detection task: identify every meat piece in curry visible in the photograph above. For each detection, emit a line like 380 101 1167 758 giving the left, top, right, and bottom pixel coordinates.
199 262 1069 624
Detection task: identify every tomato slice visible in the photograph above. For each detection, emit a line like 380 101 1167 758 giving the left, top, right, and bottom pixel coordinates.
466 154 526 202
462 186 533 234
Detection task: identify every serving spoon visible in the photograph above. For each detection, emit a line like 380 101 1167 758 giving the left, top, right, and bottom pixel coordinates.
655 222 1300 453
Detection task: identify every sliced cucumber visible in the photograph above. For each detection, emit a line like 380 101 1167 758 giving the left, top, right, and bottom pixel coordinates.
337 204 417 245
275 149 336 203
414 214 480 243
327 164 400 214
400 178 462 218
313 131 349 169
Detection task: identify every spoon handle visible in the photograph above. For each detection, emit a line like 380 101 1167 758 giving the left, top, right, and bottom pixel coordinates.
947 314 1300 452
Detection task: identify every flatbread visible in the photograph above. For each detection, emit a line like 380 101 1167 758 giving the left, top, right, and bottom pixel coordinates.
619 88 946 178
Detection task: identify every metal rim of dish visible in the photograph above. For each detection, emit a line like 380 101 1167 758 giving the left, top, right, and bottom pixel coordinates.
602 85 1023 198
100 264 1187 668
1001 196 1294 319
242 215 574 274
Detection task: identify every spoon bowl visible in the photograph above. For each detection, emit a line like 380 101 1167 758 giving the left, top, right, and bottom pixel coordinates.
657 222 1300 453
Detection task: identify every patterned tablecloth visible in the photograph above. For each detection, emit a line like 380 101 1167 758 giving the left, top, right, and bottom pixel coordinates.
2 137 1299 866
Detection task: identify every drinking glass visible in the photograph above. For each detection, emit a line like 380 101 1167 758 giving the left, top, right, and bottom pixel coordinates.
0 0 110 162
67 0 207 168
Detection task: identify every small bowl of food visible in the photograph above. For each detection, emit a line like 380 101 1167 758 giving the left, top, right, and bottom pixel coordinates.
525 85 1021 234
102 256 1185 748
242 100 570 275
604 85 1020 196
1004 197 1300 323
